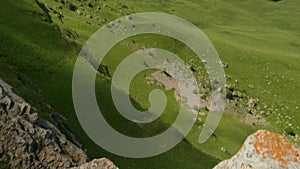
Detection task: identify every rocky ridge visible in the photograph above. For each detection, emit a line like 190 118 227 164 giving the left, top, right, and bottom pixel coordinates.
0 79 88 168
213 130 300 169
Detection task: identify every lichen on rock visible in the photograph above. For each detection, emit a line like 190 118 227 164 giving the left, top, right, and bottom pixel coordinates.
213 130 300 169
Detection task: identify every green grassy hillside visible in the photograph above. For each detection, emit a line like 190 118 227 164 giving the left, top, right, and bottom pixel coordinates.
0 0 299 168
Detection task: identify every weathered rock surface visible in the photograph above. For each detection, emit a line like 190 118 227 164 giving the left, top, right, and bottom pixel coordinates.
0 79 88 168
213 130 300 169
71 158 118 169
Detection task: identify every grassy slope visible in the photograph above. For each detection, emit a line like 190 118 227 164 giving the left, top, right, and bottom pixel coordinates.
0 0 219 168
0 0 299 168
202 1 300 135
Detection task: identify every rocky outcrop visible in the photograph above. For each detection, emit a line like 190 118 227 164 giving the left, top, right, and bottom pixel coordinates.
71 158 118 169
0 79 88 168
213 130 300 169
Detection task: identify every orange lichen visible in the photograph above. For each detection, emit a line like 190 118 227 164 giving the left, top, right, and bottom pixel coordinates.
252 130 300 167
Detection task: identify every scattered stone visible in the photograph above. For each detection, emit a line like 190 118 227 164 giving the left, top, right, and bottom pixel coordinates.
88 3 93 8
125 15 133 20
98 65 110 78
199 112 206 116
190 66 196 72
219 61 228 68
201 59 207 64
232 91 242 98
248 84 255 89
247 98 258 109
86 15 93 19
221 147 230 155
86 21 91 25
225 84 234 91
68 3 77 11
121 4 128 9
285 126 296 137
62 27 79 40
58 11 64 23
76 9 82 15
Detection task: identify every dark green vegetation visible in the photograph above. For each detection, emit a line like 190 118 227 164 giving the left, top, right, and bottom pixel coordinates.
0 0 299 168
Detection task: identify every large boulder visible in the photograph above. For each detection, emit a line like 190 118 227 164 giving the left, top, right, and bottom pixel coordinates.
71 158 118 169
213 130 300 169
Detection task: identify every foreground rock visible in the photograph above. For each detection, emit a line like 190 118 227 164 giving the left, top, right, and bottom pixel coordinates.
0 79 88 168
213 130 300 169
71 158 118 169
